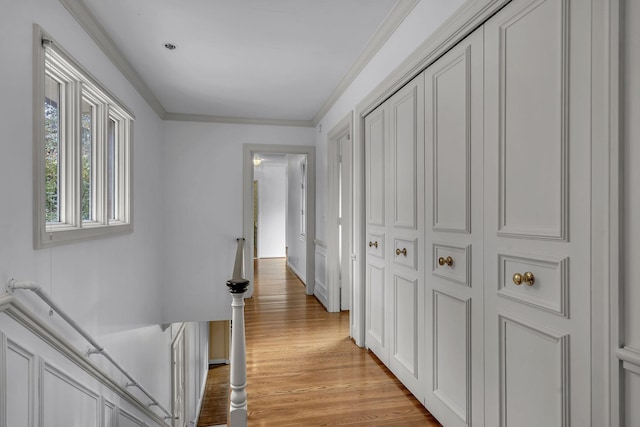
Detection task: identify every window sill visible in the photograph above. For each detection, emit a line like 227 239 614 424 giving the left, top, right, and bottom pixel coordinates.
36 223 133 249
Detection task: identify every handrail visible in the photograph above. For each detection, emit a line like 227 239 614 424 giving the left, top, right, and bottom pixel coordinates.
6 278 175 422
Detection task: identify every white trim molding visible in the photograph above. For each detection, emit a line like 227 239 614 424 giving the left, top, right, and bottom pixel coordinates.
59 0 418 126
312 0 419 125
243 144 316 297
58 0 166 118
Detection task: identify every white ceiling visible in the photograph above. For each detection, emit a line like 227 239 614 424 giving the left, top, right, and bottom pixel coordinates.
78 0 405 124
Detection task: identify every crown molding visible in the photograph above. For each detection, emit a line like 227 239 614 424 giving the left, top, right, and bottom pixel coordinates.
312 0 419 126
163 112 314 128
59 0 167 118
59 0 415 127
356 0 511 117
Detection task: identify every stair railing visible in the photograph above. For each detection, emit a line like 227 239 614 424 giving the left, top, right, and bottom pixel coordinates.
5 278 175 422
227 238 250 427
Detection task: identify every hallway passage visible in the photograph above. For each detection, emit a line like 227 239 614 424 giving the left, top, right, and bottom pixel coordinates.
241 257 440 426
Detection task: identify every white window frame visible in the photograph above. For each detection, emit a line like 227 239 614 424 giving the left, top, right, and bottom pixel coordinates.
33 26 134 248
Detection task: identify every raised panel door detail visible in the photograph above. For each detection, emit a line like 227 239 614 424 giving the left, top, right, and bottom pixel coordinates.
365 108 386 227
433 291 471 424
42 360 100 426
392 274 418 376
392 237 418 271
430 47 472 233
499 314 569 427
498 0 568 240
6 338 35 427
366 232 385 259
366 264 386 353
392 87 418 230
433 243 472 287
498 253 568 317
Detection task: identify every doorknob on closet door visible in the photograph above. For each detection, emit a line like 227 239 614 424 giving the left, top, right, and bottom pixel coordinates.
395 248 407 257
512 271 535 286
369 241 378 248
438 256 453 266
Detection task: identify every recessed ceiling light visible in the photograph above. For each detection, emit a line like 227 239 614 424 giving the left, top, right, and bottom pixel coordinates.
163 43 177 50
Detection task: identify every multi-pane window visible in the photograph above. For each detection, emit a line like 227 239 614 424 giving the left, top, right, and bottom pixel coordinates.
35 29 133 248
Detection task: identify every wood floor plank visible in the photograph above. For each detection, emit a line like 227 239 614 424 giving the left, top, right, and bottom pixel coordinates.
242 258 440 426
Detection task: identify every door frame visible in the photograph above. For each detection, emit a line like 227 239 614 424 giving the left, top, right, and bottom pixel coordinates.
243 144 316 297
327 113 353 312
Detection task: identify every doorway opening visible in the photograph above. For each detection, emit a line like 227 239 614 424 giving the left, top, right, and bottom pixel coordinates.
243 144 316 298
327 113 353 313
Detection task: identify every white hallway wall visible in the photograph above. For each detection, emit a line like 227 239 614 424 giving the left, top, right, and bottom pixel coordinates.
255 160 287 258
160 121 315 323
0 0 180 419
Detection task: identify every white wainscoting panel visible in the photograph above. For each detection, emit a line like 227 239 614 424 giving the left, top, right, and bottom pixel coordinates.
433 291 470 424
5 337 35 427
499 314 568 427
104 398 116 427
0 295 190 427
314 241 328 309
41 360 100 426
626 369 640 426
118 408 146 427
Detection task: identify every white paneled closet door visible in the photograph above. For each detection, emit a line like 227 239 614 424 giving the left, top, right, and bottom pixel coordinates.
387 74 425 400
424 27 484 427
483 0 593 425
365 102 389 363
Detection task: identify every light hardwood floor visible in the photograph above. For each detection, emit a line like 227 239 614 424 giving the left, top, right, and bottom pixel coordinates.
199 258 440 426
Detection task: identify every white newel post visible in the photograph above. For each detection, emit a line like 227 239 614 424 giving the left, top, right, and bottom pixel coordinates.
227 238 249 427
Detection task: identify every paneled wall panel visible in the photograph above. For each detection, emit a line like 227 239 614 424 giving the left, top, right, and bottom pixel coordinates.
42 361 100 427
118 409 145 427
6 339 34 427
625 370 640 426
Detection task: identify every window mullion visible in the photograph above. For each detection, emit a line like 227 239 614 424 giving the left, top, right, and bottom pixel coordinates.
94 103 108 225
67 80 82 228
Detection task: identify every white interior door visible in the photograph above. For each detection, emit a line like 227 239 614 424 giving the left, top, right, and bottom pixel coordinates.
423 26 484 427
387 73 424 400
364 102 388 363
483 0 593 425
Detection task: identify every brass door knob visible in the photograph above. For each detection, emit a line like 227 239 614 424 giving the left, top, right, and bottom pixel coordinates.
513 272 535 286
369 241 378 248
396 248 407 257
438 256 453 266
